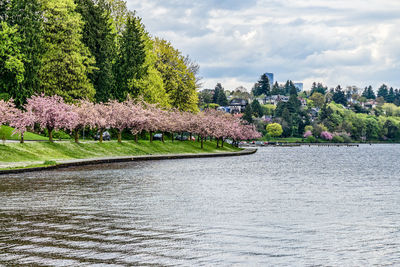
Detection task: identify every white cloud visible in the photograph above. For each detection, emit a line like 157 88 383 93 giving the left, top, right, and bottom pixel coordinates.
126 0 400 91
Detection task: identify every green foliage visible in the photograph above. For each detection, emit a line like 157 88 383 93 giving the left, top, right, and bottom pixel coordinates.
242 104 253 123
332 135 344 143
2 0 44 106
253 74 270 96
306 135 317 143
75 0 117 103
114 14 147 100
40 0 96 102
266 123 283 137
212 83 228 106
251 99 263 117
309 92 325 108
0 21 26 103
153 38 198 112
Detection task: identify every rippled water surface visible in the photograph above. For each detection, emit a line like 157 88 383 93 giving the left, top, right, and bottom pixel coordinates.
1 144 400 266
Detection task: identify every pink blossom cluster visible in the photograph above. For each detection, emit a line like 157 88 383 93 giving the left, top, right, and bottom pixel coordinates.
303 130 312 138
320 131 333 140
1 95 261 143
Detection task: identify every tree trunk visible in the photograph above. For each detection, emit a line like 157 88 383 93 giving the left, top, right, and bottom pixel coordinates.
20 133 24 144
74 129 79 143
197 135 200 142
135 134 138 143
221 138 224 147
181 132 183 141
118 129 122 143
99 129 104 143
201 137 204 149
162 132 165 143
189 133 192 141
217 138 219 148
150 131 153 142
48 127 54 142
171 133 174 142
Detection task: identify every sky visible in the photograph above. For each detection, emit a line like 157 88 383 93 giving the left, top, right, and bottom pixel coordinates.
126 0 400 92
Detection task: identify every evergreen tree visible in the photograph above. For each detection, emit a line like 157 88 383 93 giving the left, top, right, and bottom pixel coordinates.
75 0 117 103
332 85 347 106
377 84 389 101
289 81 297 96
40 0 96 102
310 82 327 95
271 81 280 95
0 0 44 106
387 87 395 103
242 104 253 124
251 99 263 117
254 74 270 96
362 85 376 100
114 13 146 101
213 83 223 103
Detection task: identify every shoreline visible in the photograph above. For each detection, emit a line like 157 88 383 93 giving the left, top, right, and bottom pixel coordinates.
0 148 257 175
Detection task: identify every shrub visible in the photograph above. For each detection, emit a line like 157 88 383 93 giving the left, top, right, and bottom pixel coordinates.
306 135 317 143
303 130 312 138
321 131 333 140
332 135 344 143
341 134 352 143
266 123 283 137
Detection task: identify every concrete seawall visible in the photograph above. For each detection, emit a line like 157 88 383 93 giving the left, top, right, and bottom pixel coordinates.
0 148 257 175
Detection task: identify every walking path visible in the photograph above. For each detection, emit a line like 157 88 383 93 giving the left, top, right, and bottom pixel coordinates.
0 148 257 175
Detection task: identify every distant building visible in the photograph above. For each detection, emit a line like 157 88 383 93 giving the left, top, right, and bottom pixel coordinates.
264 73 274 87
229 98 248 113
294 82 303 92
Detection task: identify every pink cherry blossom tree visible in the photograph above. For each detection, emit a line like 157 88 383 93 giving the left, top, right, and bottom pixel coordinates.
92 102 112 143
25 95 78 142
72 100 96 143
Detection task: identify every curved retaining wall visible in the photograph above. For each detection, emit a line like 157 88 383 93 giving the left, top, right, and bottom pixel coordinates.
0 148 257 175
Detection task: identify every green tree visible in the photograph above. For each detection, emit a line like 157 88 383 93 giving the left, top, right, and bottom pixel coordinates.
310 82 327 95
0 21 25 101
254 74 270 96
3 0 44 106
40 0 96 102
114 14 147 101
332 85 347 106
271 81 280 95
153 37 198 111
75 0 117 103
377 84 389 101
242 104 253 123
266 123 283 137
309 92 325 108
251 99 263 117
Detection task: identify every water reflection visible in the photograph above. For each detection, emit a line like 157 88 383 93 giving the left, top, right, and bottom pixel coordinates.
1 145 400 265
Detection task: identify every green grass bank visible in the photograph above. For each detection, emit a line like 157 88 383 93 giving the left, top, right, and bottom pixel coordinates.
0 140 241 170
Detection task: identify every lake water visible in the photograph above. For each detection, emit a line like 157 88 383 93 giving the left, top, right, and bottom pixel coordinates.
0 144 399 266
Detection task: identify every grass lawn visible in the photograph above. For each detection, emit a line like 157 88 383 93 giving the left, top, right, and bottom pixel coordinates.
0 140 241 164
0 125 48 141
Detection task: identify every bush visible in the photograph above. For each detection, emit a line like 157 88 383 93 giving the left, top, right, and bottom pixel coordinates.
306 136 317 143
43 129 71 139
341 134 352 143
332 135 344 143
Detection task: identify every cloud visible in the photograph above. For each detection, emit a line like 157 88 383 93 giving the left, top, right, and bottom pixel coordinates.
126 0 400 91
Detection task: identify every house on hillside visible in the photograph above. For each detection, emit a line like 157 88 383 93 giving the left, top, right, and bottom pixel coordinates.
229 98 248 113
264 95 289 105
